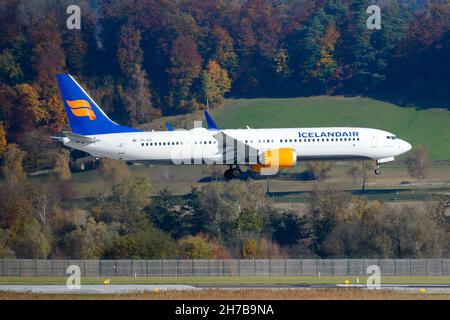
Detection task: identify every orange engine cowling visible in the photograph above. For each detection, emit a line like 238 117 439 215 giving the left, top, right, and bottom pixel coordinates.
252 148 297 172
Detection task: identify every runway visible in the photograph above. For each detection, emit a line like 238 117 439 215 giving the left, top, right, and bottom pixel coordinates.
1 284 450 294
0 284 197 294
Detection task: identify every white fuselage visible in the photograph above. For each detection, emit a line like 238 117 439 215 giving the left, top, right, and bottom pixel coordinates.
63 127 412 166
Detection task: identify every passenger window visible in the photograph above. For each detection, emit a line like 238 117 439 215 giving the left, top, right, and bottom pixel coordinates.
141 143 144 146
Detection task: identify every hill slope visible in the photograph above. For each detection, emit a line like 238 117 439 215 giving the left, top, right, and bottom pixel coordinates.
211 97 450 160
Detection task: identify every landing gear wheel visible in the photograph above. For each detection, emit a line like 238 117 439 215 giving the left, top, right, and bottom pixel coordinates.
374 168 381 175
224 169 233 180
232 167 242 178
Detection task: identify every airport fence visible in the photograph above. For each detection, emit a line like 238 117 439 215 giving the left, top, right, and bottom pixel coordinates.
1 259 450 277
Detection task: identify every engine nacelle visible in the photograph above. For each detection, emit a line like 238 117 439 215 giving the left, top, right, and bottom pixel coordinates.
252 148 297 172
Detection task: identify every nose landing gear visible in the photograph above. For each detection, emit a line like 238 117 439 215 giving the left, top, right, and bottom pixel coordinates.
374 161 381 175
224 165 242 180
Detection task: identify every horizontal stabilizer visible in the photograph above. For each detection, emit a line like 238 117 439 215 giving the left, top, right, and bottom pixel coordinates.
62 131 98 143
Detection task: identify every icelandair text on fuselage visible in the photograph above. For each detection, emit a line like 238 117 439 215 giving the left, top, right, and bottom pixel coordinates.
298 131 360 138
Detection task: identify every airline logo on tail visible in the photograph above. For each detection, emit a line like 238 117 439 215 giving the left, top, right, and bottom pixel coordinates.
66 99 96 120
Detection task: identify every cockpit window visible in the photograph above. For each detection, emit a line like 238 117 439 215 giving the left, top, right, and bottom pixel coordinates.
386 135 397 140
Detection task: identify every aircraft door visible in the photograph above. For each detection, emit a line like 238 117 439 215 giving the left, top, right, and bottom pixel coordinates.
371 134 378 148
118 141 126 155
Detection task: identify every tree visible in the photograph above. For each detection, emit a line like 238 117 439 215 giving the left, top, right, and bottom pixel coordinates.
28 183 55 224
31 11 66 95
177 235 213 259
98 158 130 184
167 35 202 112
105 227 176 259
194 180 270 243
62 28 87 75
44 94 66 133
111 177 151 216
146 188 193 240
120 66 159 125
309 189 351 256
406 145 431 188
243 238 258 258
257 238 287 259
0 84 15 127
202 60 232 107
17 129 56 172
117 23 143 78
386 205 446 258
270 211 309 246
1 144 26 184
0 229 15 258
53 149 71 181
0 122 7 158
80 218 113 258
306 161 333 181
210 26 237 73
347 161 372 191
231 207 263 241
13 84 47 133
11 217 50 258
0 49 23 84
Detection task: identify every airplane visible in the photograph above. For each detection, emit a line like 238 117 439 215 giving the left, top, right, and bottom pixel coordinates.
55 74 412 179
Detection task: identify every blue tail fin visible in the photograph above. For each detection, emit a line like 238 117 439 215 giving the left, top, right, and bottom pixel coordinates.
204 111 219 130
56 74 141 135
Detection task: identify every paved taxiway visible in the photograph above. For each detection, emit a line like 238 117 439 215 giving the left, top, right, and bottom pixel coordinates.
1 284 450 294
0 284 197 294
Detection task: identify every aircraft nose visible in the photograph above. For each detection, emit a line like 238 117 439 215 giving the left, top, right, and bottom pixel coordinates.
402 140 412 152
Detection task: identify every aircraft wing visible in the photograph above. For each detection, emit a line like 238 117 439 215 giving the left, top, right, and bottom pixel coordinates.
212 130 260 164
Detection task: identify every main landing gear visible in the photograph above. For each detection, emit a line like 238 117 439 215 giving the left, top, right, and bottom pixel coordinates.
374 161 381 175
224 165 242 180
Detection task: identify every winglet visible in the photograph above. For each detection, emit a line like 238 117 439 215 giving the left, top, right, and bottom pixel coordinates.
165 122 174 131
204 111 219 130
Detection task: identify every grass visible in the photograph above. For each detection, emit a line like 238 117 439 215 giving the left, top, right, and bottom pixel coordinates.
211 97 450 160
1 289 450 300
1 276 450 285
